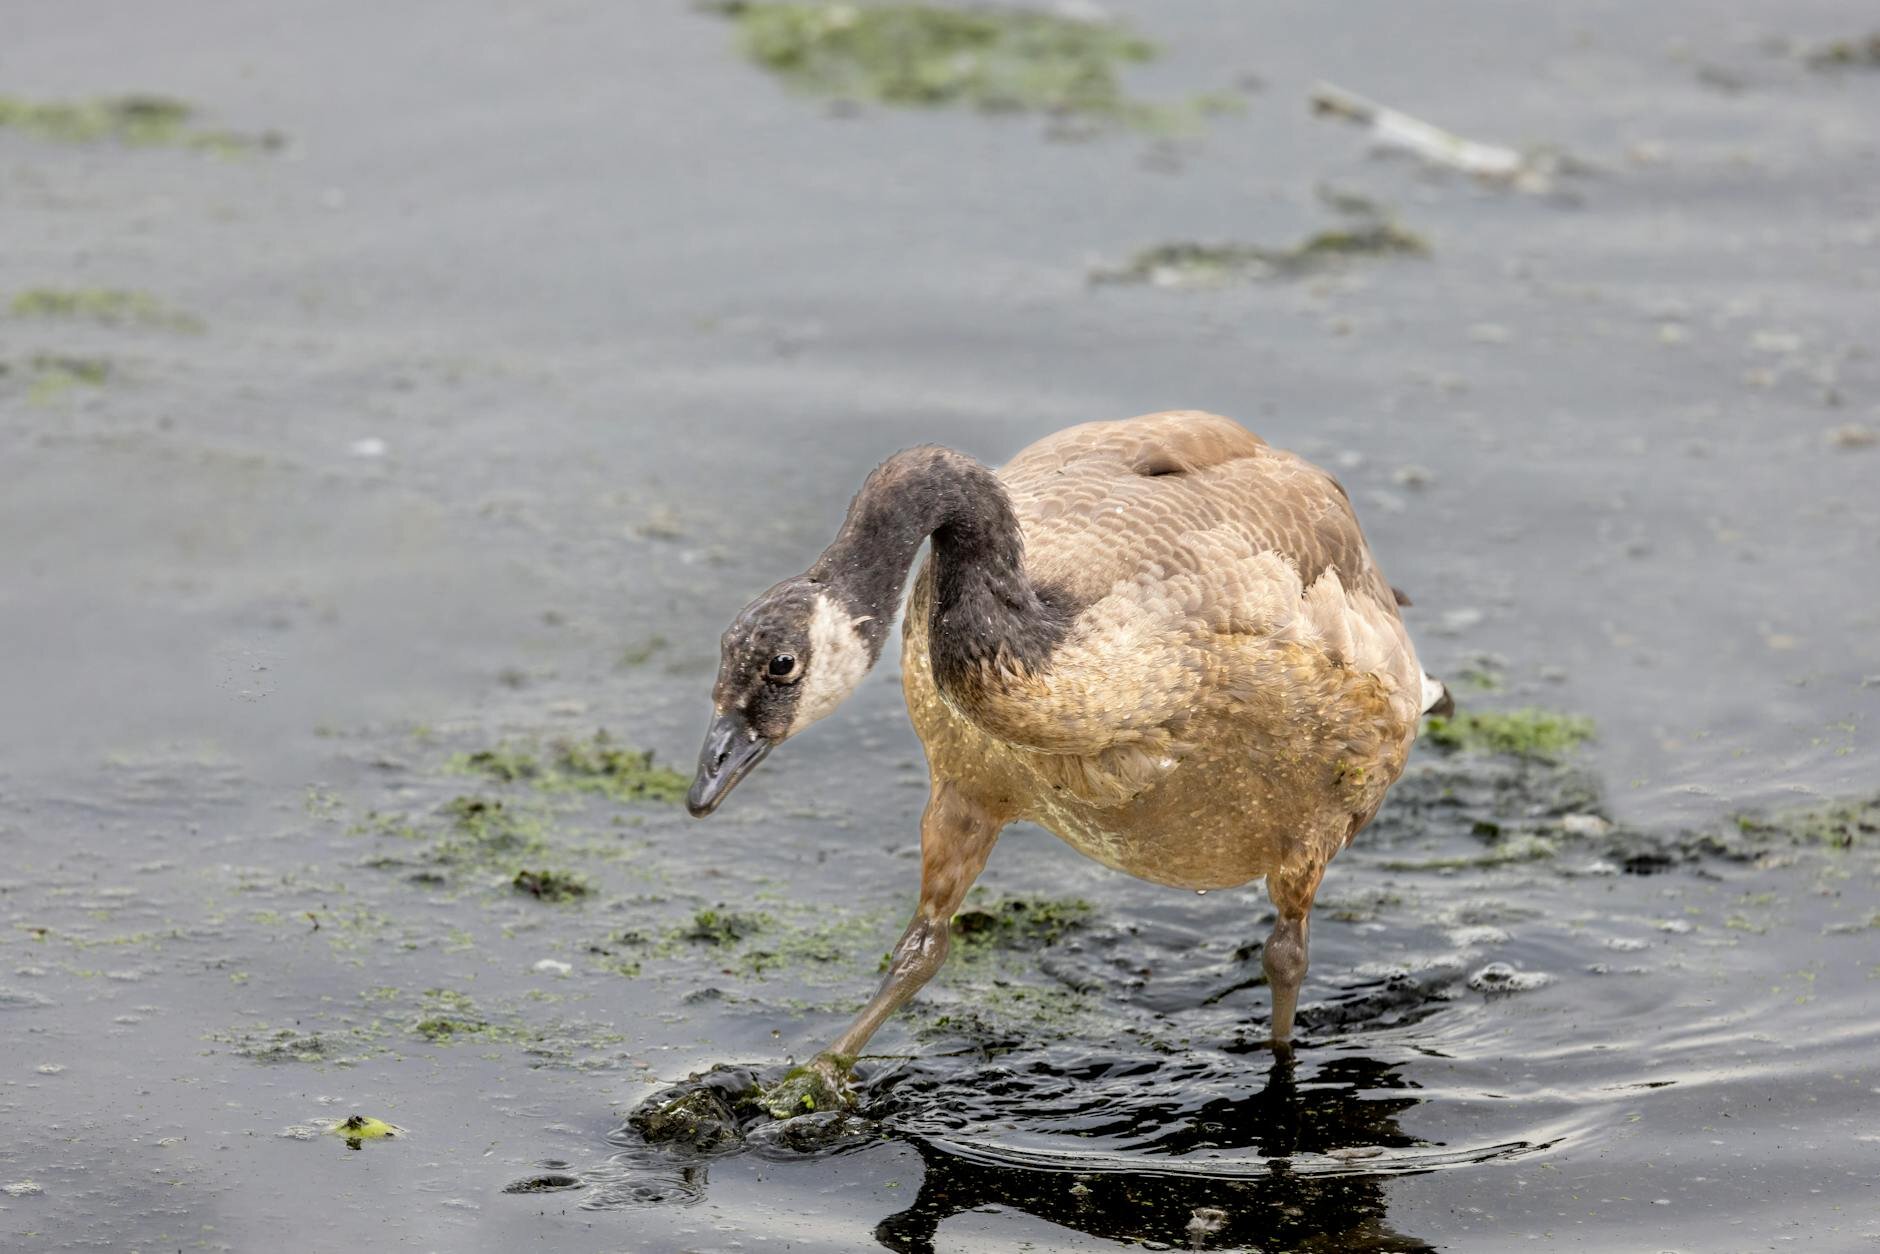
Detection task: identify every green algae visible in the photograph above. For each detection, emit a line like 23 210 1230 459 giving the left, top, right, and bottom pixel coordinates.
413 1014 487 1042
352 794 560 890
1092 222 1430 287
9 287 203 332
435 795 553 859
708 1 1220 133
1730 796 1878 851
1423 708 1595 762
682 907 772 946
210 1025 363 1064
604 899 892 989
952 894 1094 949
0 93 279 153
631 1083 746 1150
413 988 497 1043
455 730 688 804
922 894 1105 1040
17 353 111 405
757 1062 846 1118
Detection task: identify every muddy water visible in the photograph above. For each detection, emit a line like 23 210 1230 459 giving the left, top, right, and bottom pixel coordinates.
3 1 1877 1250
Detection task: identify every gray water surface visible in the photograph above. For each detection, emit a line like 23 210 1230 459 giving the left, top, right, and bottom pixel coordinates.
3 2 1877 1250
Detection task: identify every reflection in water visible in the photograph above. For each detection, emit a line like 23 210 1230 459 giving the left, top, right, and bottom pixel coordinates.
593 1049 1534 1251
870 1052 1434 1253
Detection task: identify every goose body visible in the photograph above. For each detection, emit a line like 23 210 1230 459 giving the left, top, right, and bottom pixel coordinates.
901 410 1426 892
688 409 1443 1105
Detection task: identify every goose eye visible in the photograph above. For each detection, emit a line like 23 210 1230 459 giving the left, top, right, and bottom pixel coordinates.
766 653 800 682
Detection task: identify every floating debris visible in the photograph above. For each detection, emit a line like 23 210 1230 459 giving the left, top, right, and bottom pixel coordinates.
1092 222 1428 288
2 1180 44 1197
0 93 280 153
706 1 1232 133
8 288 203 332
1825 422 1875 450
334 1114 400 1141
1187 1206 1229 1241
1309 81 1565 194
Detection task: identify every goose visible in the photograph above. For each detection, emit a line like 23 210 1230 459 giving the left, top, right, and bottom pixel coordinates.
685 410 1447 1104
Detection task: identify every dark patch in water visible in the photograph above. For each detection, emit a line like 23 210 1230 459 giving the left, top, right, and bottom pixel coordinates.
612 1049 1558 1250
502 1171 583 1194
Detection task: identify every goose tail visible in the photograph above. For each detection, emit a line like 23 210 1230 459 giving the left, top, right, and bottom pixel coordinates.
1420 671 1454 718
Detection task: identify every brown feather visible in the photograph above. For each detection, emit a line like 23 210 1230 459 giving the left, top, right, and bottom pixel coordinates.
902 411 1430 890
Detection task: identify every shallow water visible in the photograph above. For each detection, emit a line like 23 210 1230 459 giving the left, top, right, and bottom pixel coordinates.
3 1 1878 1250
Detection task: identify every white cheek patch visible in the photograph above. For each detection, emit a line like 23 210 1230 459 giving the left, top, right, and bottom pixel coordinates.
789 593 872 735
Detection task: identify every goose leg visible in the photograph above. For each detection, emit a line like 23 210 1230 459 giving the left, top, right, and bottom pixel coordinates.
804 783 1003 1086
1263 861 1324 1046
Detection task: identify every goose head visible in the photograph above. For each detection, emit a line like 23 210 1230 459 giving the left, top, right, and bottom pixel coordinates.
687 578 875 817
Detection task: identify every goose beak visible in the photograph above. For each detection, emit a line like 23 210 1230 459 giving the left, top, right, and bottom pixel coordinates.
686 711 772 817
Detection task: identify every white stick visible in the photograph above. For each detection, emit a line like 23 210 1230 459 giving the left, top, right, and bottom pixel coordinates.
1310 82 1530 182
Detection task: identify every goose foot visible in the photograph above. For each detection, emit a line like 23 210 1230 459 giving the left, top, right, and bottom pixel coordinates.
757 1053 853 1119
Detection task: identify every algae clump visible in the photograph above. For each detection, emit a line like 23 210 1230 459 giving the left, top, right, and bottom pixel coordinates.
1423 708 1595 762
709 1 1218 132
0 93 279 153
756 1062 846 1119
412 988 494 1043
1094 223 1430 287
683 907 771 946
457 730 688 804
512 867 590 902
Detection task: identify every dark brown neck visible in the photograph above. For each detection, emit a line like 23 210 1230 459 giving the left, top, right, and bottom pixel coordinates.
807 445 1068 684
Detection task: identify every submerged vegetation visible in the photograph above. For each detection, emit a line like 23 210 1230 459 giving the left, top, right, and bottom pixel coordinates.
1422 708 1595 761
706 1 1235 132
9 287 203 332
1093 222 1429 287
0 93 279 153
